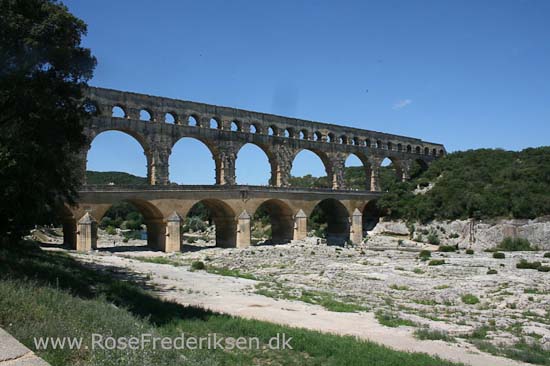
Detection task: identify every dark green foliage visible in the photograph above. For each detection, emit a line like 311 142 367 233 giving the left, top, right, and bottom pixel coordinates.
182 216 207 233
544 252 550 258
0 0 96 241
419 250 431 260
461 294 480 305
537 266 550 272
438 245 456 252
466 249 474 254
101 202 144 229
427 232 440 245
486 269 498 275
190 261 205 270
493 252 505 259
428 259 445 266
495 237 537 251
85 171 147 185
516 259 542 270
378 148 550 222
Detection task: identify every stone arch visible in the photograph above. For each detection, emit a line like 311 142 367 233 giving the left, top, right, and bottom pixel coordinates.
112 105 127 118
327 133 335 143
97 198 165 250
169 136 218 184
209 117 221 129
188 115 199 127
86 129 151 179
339 135 348 144
424 147 430 155
344 152 371 190
165 112 177 124
299 129 308 140
290 148 333 188
379 156 404 183
314 131 323 141
309 198 350 245
139 109 153 121
184 199 236 248
252 199 294 244
362 200 380 233
236 142 278 185
230 120 241 132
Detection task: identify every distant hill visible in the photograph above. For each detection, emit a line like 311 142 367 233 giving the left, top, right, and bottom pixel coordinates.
86 171 148 185
378 147 550 222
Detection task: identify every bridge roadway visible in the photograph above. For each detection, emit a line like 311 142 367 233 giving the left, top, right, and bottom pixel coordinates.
63 184 381 252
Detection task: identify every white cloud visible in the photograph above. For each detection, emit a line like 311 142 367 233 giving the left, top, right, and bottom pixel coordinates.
392 99 412 110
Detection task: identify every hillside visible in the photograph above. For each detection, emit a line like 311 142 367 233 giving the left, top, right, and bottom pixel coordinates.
86 171 148 185
378 147 550 222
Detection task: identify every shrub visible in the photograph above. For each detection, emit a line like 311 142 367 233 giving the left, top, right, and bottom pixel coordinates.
438 245 456 252
516 259 542 270
538 266 550 272
190 261 205 270
486 269 498 275
495 237 536 251
428 259 445 266
466 249 474 255
105 225 117 235
427 232 440 245
544 252 550 258
461 294 480 305
418 250 431 261
449 233 460 239
122 237 129 243
492 252 505 259
183 216 207 233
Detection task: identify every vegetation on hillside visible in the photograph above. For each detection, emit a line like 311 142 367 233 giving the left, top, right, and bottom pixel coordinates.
378 147 550 222
86 171 148 185
0 0 96 242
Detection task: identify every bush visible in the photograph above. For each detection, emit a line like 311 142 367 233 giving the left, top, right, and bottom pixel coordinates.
418 250 431 260
492 252 505 259
466 249 474 255
461 294 480 305
538 266 550 272
544 252 550 258
183 216 207 233
486 269 498 275
122 237 129 243
438 245 456 252
105 226 116 235
516 259 542 270
190 261 205 270
428 259 445 266
427 232 440 245
449 233 460 239
495 237 536 251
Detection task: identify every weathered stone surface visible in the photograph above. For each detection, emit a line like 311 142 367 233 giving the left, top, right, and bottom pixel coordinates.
0 328 50 366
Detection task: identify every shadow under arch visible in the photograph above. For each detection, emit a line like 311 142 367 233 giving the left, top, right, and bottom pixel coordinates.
309 198 350 245
345 151 372 190
252 199 294 245
290 148 333 188
235 142 278 186
184 199 236 248
362 200 380 233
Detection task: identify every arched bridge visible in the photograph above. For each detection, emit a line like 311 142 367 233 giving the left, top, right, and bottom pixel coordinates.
64 87 446 252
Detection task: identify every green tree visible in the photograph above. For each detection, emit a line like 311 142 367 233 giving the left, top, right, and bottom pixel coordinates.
0 0 96 242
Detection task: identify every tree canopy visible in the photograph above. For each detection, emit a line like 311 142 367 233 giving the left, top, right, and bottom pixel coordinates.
0 0 96 240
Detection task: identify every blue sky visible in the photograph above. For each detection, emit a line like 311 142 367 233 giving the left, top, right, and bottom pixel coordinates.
66 0 550 184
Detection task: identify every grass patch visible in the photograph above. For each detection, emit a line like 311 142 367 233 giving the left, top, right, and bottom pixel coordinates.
206 266 257 280
473 339 550 366
492 252 505 259
190 260 206 270
461 294 480 305
418 250 431 260
0 242 464 366
465 249 474 255
132 256 182 266
255 282 368 313
375 311 416 328
438 245 456 252
389 284 410 291
414 328 454 342
428 259 445 266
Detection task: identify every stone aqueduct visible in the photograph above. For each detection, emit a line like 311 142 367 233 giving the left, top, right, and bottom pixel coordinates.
63 87 446 252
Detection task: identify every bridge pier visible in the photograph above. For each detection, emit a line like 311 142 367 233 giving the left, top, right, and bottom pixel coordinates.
145 218 166 250
165 212 182 252
76 212 98 251
293 209 308 240
213 216 237 248
350 208 363 245
236 211 251 248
